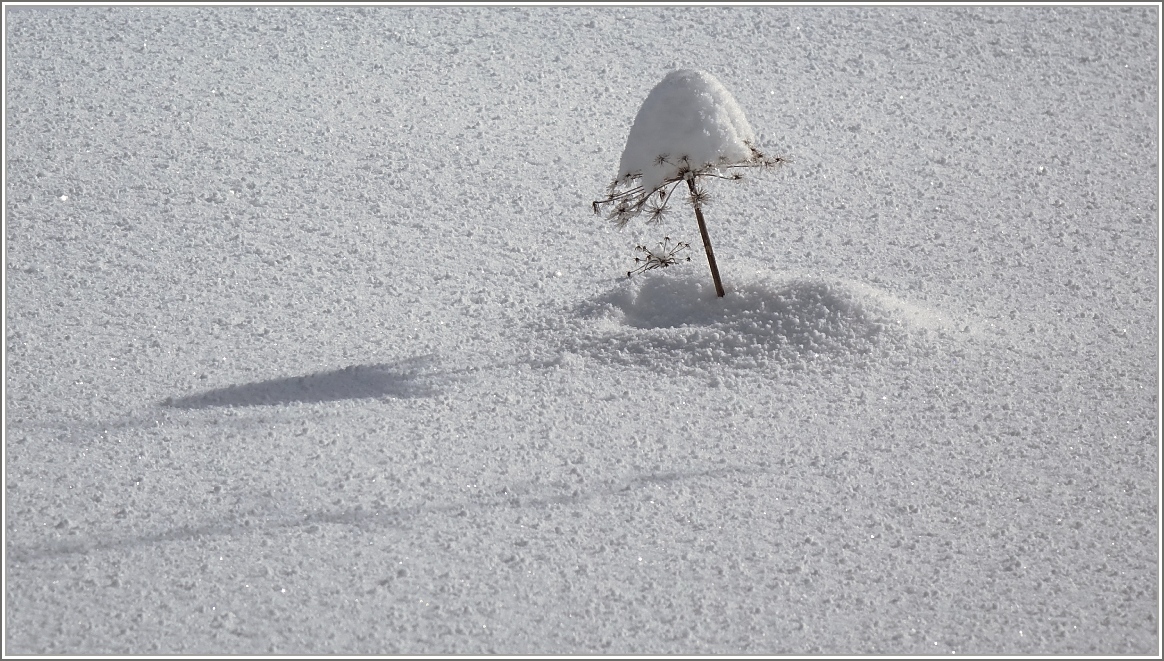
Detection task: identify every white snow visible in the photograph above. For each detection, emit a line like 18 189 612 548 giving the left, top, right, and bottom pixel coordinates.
565 271 900 371
617 68 759 196
3 4 1160 657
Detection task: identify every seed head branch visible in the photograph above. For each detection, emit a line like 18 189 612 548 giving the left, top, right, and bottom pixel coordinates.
592 140 787 228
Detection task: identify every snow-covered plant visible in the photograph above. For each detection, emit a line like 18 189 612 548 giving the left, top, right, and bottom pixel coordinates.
593 68 786 297
627 237 691 277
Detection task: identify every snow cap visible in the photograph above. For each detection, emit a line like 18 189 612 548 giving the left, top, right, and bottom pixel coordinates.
617 69 757 196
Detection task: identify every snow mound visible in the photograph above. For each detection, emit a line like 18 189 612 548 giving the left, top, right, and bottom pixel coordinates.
564 271 920 371
617 69 758 196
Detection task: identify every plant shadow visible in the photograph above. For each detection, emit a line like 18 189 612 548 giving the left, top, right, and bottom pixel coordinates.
163 356 440 409
8 464 771 563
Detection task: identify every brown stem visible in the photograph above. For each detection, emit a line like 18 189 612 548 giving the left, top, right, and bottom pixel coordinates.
687 177 725 297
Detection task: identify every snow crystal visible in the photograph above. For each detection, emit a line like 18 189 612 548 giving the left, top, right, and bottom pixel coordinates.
617 69 758 197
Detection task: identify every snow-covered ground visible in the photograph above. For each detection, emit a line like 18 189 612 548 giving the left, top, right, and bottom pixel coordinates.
3 4 1159 655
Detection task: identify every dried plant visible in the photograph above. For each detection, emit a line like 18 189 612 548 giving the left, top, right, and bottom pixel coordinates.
594 143 787 297
627 237 692 277
592 144 786 230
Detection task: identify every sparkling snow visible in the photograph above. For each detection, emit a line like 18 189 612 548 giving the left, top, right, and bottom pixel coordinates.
3 5 1159 656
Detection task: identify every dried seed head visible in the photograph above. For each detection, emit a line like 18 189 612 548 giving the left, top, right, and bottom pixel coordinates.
760 154 788 172
626 237 693 277
595 140 788 228
687 184 711 207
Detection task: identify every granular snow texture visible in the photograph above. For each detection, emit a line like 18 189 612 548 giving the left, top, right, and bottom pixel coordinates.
617 68 758 196
3 4 1159 656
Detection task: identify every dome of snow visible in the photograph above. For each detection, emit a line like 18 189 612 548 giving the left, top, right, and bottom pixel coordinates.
617 69 758 196
562 271 930 372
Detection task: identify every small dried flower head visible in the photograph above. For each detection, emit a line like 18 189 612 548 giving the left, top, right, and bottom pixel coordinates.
627 237 692 277
760 154 789 171
645 201 670 224
687 184 711 207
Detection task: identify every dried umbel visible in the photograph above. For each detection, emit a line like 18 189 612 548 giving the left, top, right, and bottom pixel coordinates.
593 146 786 229
627 237 692 277
593 69 787 297
594 145 785 297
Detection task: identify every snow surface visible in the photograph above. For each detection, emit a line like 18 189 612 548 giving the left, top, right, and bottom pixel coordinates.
617 68 758 197
3 4 1160 656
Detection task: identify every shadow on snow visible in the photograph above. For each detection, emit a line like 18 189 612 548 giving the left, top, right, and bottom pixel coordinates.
162 357 439 409
7 464 770 563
